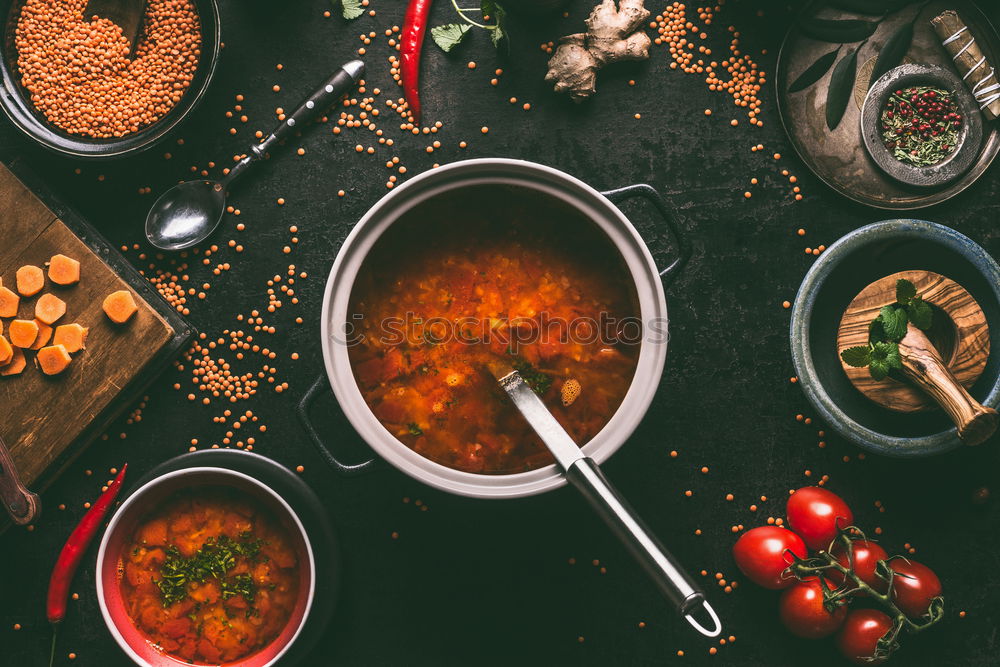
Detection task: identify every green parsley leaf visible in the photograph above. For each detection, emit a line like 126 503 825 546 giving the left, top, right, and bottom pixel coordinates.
340 0 364 20
879 305 908 341
895 278 916 306
907 297 933 330
431 23 472 52
841 345 872 367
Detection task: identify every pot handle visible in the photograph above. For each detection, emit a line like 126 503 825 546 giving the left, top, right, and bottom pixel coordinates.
297 375 379 476
602 184 690 289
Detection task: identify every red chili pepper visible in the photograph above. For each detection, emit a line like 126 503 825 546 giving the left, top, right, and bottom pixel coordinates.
46 464 127 625
401 0 433 125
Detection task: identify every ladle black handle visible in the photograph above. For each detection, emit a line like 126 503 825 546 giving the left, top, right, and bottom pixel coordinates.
566 458 721 637
224 60 366 187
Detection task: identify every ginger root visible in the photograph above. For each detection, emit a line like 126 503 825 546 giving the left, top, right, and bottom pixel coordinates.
545 0 651 102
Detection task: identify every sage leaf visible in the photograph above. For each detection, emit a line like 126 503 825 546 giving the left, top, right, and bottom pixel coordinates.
827 0 915 14
799 17 879 43
869 20 914 89
789 46 841 93
841 345 872 367
826 43 863 129
895 278 916 305
827 0 890 15
431 23 471 52
340 0 364 20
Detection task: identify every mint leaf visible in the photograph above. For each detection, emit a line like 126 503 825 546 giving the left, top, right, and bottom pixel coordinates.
874 340 902 367
841 345 872 367
340 0 364 19
869 358 890 380
431 23 471 52
907 297 933 330
885 342 903 370
879 305 908 341
869 317 886 344
895 278 916 306
871 341 902 378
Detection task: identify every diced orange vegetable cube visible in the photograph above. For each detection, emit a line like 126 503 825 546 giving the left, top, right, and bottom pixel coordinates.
53 323 88 353
36 344 72 375
15 265 44 297
103 290 138 324
0 336 12 366
8 319 39 348
30 319 53 350
48 254 80 285
0 348 26 376
0 286 18 318
35 293 66 325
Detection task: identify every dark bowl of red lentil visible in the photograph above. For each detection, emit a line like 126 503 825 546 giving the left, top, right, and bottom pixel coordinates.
0 0 219 159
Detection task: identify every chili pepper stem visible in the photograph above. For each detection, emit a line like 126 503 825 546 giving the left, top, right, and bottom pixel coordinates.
49 625 57 667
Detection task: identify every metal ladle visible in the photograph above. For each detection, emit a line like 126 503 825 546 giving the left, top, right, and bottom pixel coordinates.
487 362 722 638
145 60 365 251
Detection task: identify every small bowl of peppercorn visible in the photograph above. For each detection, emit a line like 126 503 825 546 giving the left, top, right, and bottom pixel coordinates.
861 64 983 189
0 0 220 159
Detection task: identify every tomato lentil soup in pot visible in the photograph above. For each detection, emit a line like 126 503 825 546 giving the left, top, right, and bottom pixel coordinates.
348 185 642 474
97 468 315 667
322 159 678 498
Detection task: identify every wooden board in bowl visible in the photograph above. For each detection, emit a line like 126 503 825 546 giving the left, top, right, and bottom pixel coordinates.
0 159 193 528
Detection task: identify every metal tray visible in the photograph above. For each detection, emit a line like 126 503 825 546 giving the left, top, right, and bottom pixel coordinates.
776 0 1000 210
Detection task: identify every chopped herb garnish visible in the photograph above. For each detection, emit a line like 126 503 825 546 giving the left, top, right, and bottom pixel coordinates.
157 534 263 610
513 359 553 395
408 423 424 436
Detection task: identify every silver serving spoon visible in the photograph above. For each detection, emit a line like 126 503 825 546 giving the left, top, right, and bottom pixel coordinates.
146 60 365 251
487 361 722 638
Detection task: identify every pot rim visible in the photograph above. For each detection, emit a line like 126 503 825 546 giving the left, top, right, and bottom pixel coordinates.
95 466 317 667
320 158 669 498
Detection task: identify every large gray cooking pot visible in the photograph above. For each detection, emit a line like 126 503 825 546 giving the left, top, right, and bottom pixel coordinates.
303 158 688 499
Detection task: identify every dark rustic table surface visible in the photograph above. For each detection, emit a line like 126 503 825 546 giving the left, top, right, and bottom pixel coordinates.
2 1 999 666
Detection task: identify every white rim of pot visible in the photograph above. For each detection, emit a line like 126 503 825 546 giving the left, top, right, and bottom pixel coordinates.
95 467 316 667
321 158 669 498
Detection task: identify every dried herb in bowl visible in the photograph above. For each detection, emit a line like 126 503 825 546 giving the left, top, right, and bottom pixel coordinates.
880 86 962 167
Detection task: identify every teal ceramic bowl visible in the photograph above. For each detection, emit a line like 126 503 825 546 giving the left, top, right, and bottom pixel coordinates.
790 219 1000 457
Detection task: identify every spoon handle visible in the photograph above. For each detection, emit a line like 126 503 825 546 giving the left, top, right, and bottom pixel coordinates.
566 458 720 636
224 60 366 186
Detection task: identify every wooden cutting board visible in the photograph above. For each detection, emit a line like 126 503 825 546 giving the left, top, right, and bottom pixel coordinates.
0 159 192 527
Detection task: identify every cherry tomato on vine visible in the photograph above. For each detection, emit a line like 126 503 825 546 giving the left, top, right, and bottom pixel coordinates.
786 486 854 551
779 577 847 639
888 559 942 619
836 609 894 665
830 539 889 594
732 526 807 589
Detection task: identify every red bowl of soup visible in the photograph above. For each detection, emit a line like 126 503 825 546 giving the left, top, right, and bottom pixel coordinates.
96 467 315 667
